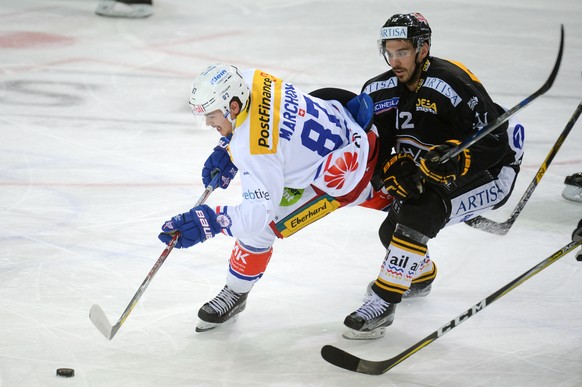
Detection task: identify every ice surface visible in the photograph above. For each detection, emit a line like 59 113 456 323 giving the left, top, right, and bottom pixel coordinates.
1 1 581 386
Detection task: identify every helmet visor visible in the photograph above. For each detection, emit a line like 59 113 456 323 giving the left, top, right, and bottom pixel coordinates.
190 106 229 131
378 40 419 67
191 108 234 136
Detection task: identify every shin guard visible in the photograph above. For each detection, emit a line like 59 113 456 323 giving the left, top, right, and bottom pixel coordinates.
373 233 428 303
226 240 273 293
411 255 437 285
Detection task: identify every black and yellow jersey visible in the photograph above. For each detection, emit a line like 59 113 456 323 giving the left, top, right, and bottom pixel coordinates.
362 57 523 178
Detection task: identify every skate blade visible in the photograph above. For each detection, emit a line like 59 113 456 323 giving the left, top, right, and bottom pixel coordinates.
195 315 239 333
342 327 386 340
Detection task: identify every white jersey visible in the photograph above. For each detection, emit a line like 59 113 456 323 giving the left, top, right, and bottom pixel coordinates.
216 69 370 240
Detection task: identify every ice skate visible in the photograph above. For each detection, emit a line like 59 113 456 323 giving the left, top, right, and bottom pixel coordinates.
95 0 154 18
562 173 582 203
343 291 396 340
196 285 248 332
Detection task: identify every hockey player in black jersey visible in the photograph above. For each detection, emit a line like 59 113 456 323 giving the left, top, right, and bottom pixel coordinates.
343 12 525 339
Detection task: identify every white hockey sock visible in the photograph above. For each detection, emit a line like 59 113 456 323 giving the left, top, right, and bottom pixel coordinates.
374 234 427 297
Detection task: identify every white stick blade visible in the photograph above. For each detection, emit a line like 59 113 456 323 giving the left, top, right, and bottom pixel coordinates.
89 304 114 340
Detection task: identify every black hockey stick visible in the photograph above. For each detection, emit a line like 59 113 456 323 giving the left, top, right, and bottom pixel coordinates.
432 25 564 162
89 174 219 340
321 239 581 375
465 100 582 235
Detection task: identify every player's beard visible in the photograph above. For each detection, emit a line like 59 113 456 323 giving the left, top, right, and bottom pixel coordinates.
406 60 424 89
393 59 421 89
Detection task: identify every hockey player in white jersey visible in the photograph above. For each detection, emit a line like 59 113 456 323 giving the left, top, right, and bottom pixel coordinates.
158 64 392 332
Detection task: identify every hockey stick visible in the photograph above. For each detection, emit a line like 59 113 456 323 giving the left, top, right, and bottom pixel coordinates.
89 174 220 340
465 100 582 235
433 25 564 162
321 239 581 375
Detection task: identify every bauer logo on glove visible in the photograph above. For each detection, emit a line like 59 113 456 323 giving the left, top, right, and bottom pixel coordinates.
158 205 222 249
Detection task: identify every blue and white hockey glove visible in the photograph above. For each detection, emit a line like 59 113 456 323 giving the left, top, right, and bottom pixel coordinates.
346 93 374 132
202 136 238 190
158 205 222 249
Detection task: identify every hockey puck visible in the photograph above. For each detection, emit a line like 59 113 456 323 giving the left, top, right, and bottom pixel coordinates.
56 368 75 377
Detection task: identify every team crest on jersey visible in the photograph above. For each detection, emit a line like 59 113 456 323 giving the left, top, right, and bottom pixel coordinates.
473 111 489 129
216 213 232 228
467 96 479 110
324 151 359 190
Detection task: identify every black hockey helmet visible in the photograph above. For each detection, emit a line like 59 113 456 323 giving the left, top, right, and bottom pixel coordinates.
380 12 431 49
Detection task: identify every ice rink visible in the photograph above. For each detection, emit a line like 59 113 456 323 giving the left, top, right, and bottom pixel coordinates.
1 0 582 386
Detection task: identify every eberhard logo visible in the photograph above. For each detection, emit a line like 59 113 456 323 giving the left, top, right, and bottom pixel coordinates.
290 201 328 228
273 195 341 238
250 70 282 155
285 198 340 232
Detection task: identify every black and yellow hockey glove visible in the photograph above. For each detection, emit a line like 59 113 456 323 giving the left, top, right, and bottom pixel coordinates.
419 140 471 185
381 153 423 201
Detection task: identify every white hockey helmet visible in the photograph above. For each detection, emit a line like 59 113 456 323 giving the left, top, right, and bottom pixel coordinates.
189 64 249 118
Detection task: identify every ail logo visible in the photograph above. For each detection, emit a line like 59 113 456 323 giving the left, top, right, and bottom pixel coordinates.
324 152 359 190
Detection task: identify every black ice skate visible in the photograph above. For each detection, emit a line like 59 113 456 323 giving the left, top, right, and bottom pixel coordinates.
562 172 582 203
95 0 154 18
196 285 248 332
343 291 396 340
